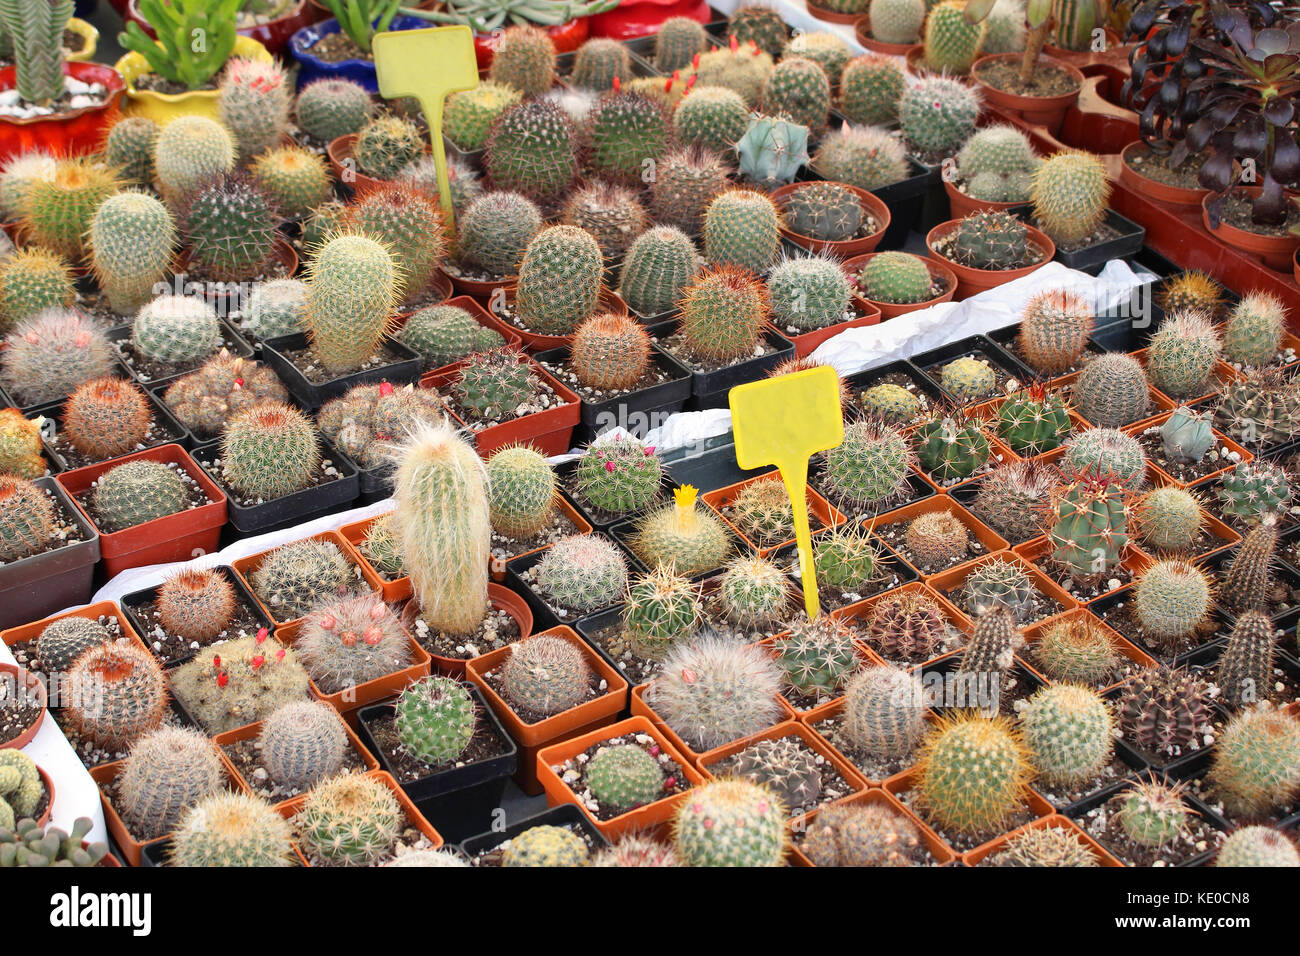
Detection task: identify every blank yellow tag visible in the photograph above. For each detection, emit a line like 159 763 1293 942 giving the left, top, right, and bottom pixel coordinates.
730 365 845 619
372 26 479 229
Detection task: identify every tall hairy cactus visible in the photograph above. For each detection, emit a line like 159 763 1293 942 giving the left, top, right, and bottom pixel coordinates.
345 182 446 305
88 192 177 316
0 0 71 104
305 233 399 375
391 420 489 635
218 57 293 164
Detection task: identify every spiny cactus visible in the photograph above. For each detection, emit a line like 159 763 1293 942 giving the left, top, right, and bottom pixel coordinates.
1033 616 1120 686
0 476 55 563
958 607 1022 684
304 233 399 375
838 54 906 127
865 589 949 662
624 566 701 660
156 568 236 642
575 435 663 516
485 444 555 540
915 712 1032 834
857 251 933 304
1160 405 1215 463
801 802 923 867
731 736 822 813
162 350 288 441
647 633 783 751
391 421 490 636
728 5 790 56
251 146 332 220
220 402 320 502
631 485 733 577
399 304 503 370
395 675 476 765
0 151 55 221
484 100 579 205
938 356 995 402
677 265 769 366
32 615 110 674
582 89 666 183
170 632 311 734
453 347 537 420
294 771 401 866
569 312 652 391
654 16 708 71
0 410 45 480
91 459 189 533
773 614 859 694
703 188 781 274
972 460 1055 542
296 593 411 695
1030 150 1110 246
104 116 158 186
673 778 787 866
445 81 521 151
560 181 649 261
1216 826 1300 866
868 0 925 42
87 191 176 317
584 743 665 812
153 115 236 205
571 36 631 90
1156 271 1225 318
813 525 879 591
990 825 1099 866
905 509 971 568
1118 665 1211 756
767 255 852 332
360 513 404 578
781 181 865 244
957 123 1036 181
514 225 603 336
316 381 445 472
502 824 589 866
1217 610 1277 710
403 155 482 218
1063 427 1147 489
1222 293 1287 367
1071 353 1151 427
1214 368 1300 449
899 75 980 158
1114 778 1190 848
728 477 795 546
913 411 991 482
115 727 224 841
672 85 750 155
218 57 292 164
1020 683 1114 785
302 199 348 250
963 559 1036 620
688 44 775 109
1146 312 1222 399
169 792 295 867
1132 486 1203 552
0 247 73 331
1216 461 1292 526
0 750 43 829
132 294 221 367
534 534 628 613
715 555 790 628
294 78 375 143
649 144 730 235
1047 474 1129 580
922 0 987 72
59 377 149 461
19 157 119 262
488 25 557 97
812 125 909 192
1222 520 1278 614
820 418 915 511
456 190 542 278
618 225 700 317
64 641 168 750
1209 704 1300 819
996 385 1072 454
1133 559 1212 647
761 56 831 132
353 116 424 181
181 173 279 285
499 633 592 718
948 210 1035 271
842 664 927 759
250 537 353 621
344 182 446 305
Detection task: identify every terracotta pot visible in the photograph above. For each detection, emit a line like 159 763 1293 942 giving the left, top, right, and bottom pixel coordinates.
771 181 891 259
419 355 581 459
1123 409 1254 491
127 0 315 56
213 712 379 804
466 625 629 794
804 0 865 25
328 132 432 193
853 14 917 55
927 551 1081 622
231 530 384 629
439 265 516 301
1019 607 1155 694
499 287 630 353
1118 141 1211 207
401 583 534 677
971 54 1084 136
943 177 1023 220
0 62 126 163
64 18 99 62
925 219 1055 299
534 715 706 839
871 494 1011 581
1202 187 1300 272
1013 535 1152 606
113 35 272 125
841 252 958 319
54 444 227 577
275 617 432 712
697 720 869 809
0 663 47 750
790 788 957 866
700 471 846 557
278 769 444 862
963 813 1123 866
630 680 796 763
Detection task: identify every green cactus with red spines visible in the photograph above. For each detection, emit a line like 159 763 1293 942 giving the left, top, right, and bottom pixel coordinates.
677 265 770 364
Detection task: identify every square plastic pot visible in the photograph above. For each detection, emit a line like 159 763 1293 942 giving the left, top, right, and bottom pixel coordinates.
658 329 797 411
54 443 227 577
911 333 1038 401
503 536 645 633
230 529 384 629
962 813 1123 866
0 477 100 630
927 551 1081 626
1019 607 1157 695
106 319 256 392
1013 535 1154 607
870 494 1011 582
263 332 423 412
790 787 958 866
458 802 610 862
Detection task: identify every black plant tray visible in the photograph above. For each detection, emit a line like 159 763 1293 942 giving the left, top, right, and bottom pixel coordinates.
1007 205 1147 276
458 802 610 863
910 333 1037 402
504 534 648 633
666 329 797 411
262 332 422 412
107 318 256 392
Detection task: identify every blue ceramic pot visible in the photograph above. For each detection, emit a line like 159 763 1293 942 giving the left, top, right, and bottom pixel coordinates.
289 14 429 92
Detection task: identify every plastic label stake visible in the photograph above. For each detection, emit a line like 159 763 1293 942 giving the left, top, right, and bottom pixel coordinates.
729 365 845 620
372 25 479 229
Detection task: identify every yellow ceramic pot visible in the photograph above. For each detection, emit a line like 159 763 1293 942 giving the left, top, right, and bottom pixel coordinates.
113 35 272 125
64 18 100 62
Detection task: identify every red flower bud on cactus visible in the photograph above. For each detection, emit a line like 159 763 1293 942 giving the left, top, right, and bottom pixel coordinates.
217 671 229 687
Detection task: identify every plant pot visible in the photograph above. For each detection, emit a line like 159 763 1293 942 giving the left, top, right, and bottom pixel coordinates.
327 131 432 193
113 35 272 125
852 13 918 54
496 288 629 353
106 319 256 391
438 263 516 301
338 513 410 602
0 663 47 750
925 219 1055 298
588 0 709 40
231 529 384 629
458 803 610 861
503 539 643 633
262 332 422 412
871 494 1011 581
790 788 958 866
355 686 516 843
963 813 1122 866
0 477 99 631
213 712 379 805
771 181 891 259
64 17 99 62
1014 535 1152 606
783 299 884 358
532 344 693 445
289 15 430 91
1118 141 1211 207
943 177 1024 220
466 625 629 795
172 236 299 318
1019 607 1156 695
701 471 846 558
472 15 589 68
54 444 226 577
534 715 706 839
402 583 535 677
275 616 431 713
813 156 933 251
419 356 581 458
1039 207 1146 274
630 680 795 764
190 439 360 535
803 0 863 24
1128 350 1239 408
1201 187 1300 273
127 0 315 56
841 252 958 319
928 551 1080 626
0 62 126 163
1294 246 1299 286
655 329 797 411
971 54 1084 137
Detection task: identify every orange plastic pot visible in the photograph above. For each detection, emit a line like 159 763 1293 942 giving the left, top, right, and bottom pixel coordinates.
927 551 1080 622
841 252 958 319
419 355 581 459
630 680 796 763
466 625 629 794
871 494 1010 580
832 581 973 662
0 62 126 163
54 444 227 577
499 287 629 353
1013 535 1152 606
278 769 443 861
275 617 431 712
535 715 705 839
1123 409 1254 490
231 530 382 629
913 432 1021 493
925 219 1055 299
1118 141 1210 207
1294 247 1299 286
213 711 379 804
943 178 1022 220
771 181 892 259
697 719 869 806
1202 187 1300 272
700 470 846 557
439 265 515 301
791 788 957 866
853 14 917 55
0 663 47 750
1 600 147 658
971 54 1084 136
963 813 1122 866
402 583 534 677
337 513 409 603
328 132 430 192
1019 607 1155 694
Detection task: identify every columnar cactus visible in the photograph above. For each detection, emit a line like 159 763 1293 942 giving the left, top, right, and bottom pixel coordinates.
392 421 490 636
898 75 980 157
132 294 221 366
1030 150 1110 245
1071 353 1151 427
913 412 991 481
584 744 665 812
294 772 401 865
0 247 74 330
353 116 424 181
1217 610 1277 710
169 792 296 867
767 255 852 332
156 568 236 641
535 534 629 613
87 192 176 316
170 633 311 734
996 385 1072 455
91 459 189 532
672 86 750 155
1209 705 1300 818
294 79 375 143
575 436 663 515
1033 616 1120 686
672 779 787 866
618 225 700 317
19 157 120 262
649 145 730 235
702 188 781 274
1132 486 1203 552
1019 684 1114 785
1160 406 1215 463
485 100 579 205
64 641 168 749
456 191 543 278
560 181 649 261
218 57 293 163
677 266 770 364
220 402 321 502
153 115 236 205
915 712 1032 834
1133 560 1213 647
868 0 926 43
104 116 159 186
773 615 859 694
821 418 915 511
444 81 521 151
1047 474 1129 579
1146 312 1223 399
959 607 1022 678
838 54 906 126
1216 461 1292 526
485 444 555 539
305 233 399 375
63 377 151 461
1062 427 1147 489
1222 293 1287 367
760 57 832 132
116 727 224 840
487 25 557 97
514 225 603 336
250 538 353 621
813 125 909 191
1216 827 1300 867
394 675 475 765
1222 520 1278 614
646 634 783 750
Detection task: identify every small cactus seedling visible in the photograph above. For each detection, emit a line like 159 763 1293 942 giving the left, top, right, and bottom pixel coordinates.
1016 289 1094 374
1114 779 1191 848
624 567 702 661
915 712 1033 835
1217 610 1277 710
672 778 787 866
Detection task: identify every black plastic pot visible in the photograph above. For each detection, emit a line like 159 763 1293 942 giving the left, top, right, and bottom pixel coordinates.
985 324 1106 377
190 438 360 535
138 839 172 867
458 802 610 863
768 534 919 596
534 344 694 444
442 132 484 172
949 479 1037 547
41 385 192 473
262 333 422 412
556 41 660 89
910 333 1037 403
119 564 276 670
663 438 768 492
555 455 672 532
1089 588 1228 672
572 604 642 690
355 685 518 844
106 319 256 392
0 477 100 630
657 328 796 411
504 535 646 632
844 357 948 418
1007 204 1146 275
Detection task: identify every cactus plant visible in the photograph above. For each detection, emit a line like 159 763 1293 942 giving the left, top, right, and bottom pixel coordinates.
654 16 707 71
0 475 55 562
394 675 475 765
702 188 781 274
484 444 555 540
0 817 109 867
971 460 1055 542
1062 427 1147 489
1215 461 1292 526
170 632 311 734
502 824 589 866
938 356 996 401
63 641 168 749
104 116 159 186
485 100 580 205
1159 405 1215 463
316 382 443 471
677 265 769 365
220 402 320 502
574 435 663 516
1032 616 1120 686
1113 778 1190 848
672 778 787 866
996 385 1072 454
812 124 908 192
153 115 236 205
898 75 980 157
180 174 278 283
304 233 399 375
727 477 794 546
715 555 790 628
569 312 652 391
631 485 733 576
1047 473 1129 579
812 525 878 592
1214 368 1300 449
868 0 925 42
445 81 521 151
295 78 375 144
1222 293 1287 367
864 588 950 662
618 225 700 317
913 411 992 482
1209 704 1300 818
91 459 189 533
990 825 1098 866
915 712 1032 834
513 225 603 336
781 181 865 244
452 347 537 420
1156 271 1225 318
860 383 921 424
250 537 353 621
570 36 630 90
251 146 332 220
584 743 664 811
560 182 648 261
296 593 411 694
63 377 152 461
1118 665 1211 756
726 5 790 56
1221 520 1277 614
294 771 401 866
1132 486 1203 553
32 614 110 673
218 57 292 164
1217 610 1277 710
487 24 557 97
841 664 927 759
1020 684 1114 785
1146 312 1222 399
18 157 119 262
0 247 74 331
905 509 971 568
0 410 45 480
957 123 1036 180
820 418 915 511
586 90 672 186
963 559 1036 620
689 45 775 109
730 736 822 812
1133 559 1213 647
132 294 221 367
456 190 542 278
838 54 906 126
649 144 730 235
1030 149 1110 246
360 513 404 579
958 606 1022 679
923 0 989 71
169 792 295 867
767 254 852 332
761 56 832 132
1070 352 1150 427
623 567 701 660
534 534 628 614
856 251 933 304
353 116 424 181
947 210 1036 270
344 182 446 305
115 727 224 840
672 85 750 156
162 350 289 441
500 634 592 718
399 304 504 370
87 192 176 316
155 567 236 642
735 114 809 190
773 614 859 694
801 802 923 867
1216 826 1300 867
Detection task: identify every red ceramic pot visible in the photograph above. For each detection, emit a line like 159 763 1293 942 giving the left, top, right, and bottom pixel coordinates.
588 0 710 40
0 62 125 163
